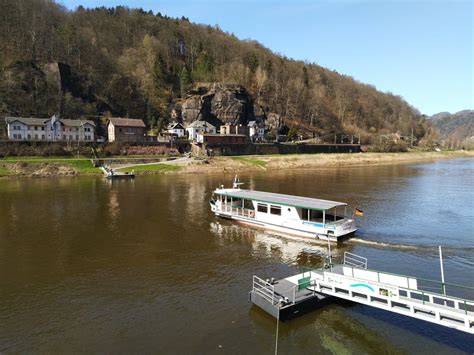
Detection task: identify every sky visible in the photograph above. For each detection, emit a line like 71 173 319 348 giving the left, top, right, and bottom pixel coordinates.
60 0 473 116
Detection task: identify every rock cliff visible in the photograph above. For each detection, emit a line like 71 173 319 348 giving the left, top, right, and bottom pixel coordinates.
178 83 265 128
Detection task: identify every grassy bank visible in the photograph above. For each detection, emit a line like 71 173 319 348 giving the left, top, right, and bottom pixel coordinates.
231 156 267 169
181 150 474 174
0 157 101 177
0 150 472 178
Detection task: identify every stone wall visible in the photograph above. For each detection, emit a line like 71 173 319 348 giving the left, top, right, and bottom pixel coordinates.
202 143 361 156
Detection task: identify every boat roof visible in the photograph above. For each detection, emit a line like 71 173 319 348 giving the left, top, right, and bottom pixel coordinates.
215 189 347 210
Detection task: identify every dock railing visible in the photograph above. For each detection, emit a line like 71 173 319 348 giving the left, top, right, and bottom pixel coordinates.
308 262 474 315
253 276 277 305
252 276 299 306
301 260 474 307
343 252 367 269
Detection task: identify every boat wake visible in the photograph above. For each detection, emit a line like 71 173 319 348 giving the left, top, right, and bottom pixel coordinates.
349 237 474 254
349 238 420 250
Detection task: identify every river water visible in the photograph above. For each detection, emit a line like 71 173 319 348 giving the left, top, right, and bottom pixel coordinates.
0 158 473 353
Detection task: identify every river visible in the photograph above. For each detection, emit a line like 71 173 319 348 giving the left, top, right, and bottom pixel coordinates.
0 158 473 353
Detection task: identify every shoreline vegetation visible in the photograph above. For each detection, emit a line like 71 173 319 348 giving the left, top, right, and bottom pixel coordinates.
0 151 473 179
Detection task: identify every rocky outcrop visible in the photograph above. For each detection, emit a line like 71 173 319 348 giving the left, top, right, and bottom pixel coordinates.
179 83 265 128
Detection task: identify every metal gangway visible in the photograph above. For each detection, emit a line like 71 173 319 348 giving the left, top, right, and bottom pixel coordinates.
306 252 474 334
251 252 474 334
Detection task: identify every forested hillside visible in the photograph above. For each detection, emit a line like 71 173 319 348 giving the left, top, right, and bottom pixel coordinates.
0 0 431 143
430 110 474 149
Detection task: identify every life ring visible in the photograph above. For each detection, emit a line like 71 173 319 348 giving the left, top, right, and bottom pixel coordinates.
249 211 255 218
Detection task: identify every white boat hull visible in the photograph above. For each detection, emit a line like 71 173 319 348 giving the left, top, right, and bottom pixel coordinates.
213 208 356 242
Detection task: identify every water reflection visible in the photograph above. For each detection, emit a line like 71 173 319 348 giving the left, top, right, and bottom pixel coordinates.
210 221 350 266
107 189 120 231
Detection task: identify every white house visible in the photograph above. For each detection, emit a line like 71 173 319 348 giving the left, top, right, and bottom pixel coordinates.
166 122 186 138
186 120 216 141
5 115 95 142
248 121 265 142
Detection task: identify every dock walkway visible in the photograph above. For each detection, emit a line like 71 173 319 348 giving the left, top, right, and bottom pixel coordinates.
250 252 474 334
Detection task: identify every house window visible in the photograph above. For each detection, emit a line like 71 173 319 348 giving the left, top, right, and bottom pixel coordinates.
76 135 79 140
27 134 31 139
34 134 38 140
270 205 281 216
41 135 45 139
13 134 17 139
41 127 44 131
257 203 268 213
119 128 122 133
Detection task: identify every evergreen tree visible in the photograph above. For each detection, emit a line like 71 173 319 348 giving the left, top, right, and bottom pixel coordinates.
303 66 309 87
152 52 171 118
179 67 192 97
153 52 169 93
193 51 214 81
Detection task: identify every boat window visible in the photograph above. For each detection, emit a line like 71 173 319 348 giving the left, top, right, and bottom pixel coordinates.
257 203 268 213
311 210 324 221
270 205 281 215
231 198 243 207
244 199 254 210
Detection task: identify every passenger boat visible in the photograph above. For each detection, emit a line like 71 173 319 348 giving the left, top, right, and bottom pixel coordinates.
210 177 357 242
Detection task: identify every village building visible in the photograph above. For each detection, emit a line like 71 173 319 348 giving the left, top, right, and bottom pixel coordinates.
247 121 266 142
108 118 146 143
220 123 250 137
186 120 216 141
5 115 95 142
166 122 186 138
196 133 247 144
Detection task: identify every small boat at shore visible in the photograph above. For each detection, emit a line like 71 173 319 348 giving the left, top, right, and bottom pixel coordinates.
210 177 357 242
100 166 135 179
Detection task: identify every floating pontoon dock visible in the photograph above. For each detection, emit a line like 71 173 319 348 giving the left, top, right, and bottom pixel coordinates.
250 252 474 334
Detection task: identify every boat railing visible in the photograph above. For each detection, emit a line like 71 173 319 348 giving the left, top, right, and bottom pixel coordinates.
221 205 255 219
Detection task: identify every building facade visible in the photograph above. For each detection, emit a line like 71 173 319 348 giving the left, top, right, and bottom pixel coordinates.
197 134 247 144
166 122 186 138
5 116 95 142
186 120 216 141
248 121 266 142
108 118 146 143
220 123 250 137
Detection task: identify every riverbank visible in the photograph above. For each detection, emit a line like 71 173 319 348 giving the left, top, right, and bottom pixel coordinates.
1 150 472 178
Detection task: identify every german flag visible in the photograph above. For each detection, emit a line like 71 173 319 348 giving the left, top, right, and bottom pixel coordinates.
354 208 364 217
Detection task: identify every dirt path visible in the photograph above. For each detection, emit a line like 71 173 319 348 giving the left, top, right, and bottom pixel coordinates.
110 157 191 170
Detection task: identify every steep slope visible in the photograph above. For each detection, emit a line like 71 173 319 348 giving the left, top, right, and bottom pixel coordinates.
430 110 474 148
0 0 428 143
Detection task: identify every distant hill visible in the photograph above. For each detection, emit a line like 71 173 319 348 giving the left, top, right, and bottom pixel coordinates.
0 0 430 144
430 110 474 149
